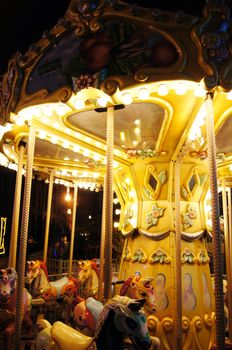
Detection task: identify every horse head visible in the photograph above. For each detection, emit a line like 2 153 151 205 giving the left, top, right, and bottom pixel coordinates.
25 260 41 285
78 260 92 284
120 273 156 314
96 295 151 350
0 267 17 305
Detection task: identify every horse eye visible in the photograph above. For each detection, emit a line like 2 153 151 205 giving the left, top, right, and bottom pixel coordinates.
125 317 137 330
140 291 147 297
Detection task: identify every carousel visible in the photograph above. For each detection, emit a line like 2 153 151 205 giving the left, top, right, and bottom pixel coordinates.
0 0 232 349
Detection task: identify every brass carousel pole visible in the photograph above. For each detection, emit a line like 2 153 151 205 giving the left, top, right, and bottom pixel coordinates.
43 170 54 264
14 125 36 350
68 182 78 278
8 141 26 269
103 106 114 301
205 92 225 349
222 179 232 340
174 159 182 350
99 174 106 301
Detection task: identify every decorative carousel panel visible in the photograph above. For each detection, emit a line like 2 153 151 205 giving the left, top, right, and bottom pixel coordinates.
26 32 82 95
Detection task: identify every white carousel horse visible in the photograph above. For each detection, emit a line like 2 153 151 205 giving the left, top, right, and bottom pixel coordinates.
0 267 33 350
120 272 156 315
78 259 99 298
36 295 156 350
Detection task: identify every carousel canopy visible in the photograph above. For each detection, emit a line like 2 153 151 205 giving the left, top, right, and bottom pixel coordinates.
0 0 232 187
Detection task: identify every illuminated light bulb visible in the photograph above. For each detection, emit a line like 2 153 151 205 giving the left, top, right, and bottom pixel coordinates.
51 136 58 144
61 169 67 176
113 161 119 168
114 222 119 228
90 187 94 191
229 165 232 171
122 92 132 105
45 179 49 184
97 95 109 107
73 145 80 153
63 141 69 149
113 198 119 204
93 173 99 178
138 87 149 100
175 83 187 95
120 131 125 142
15 117 25 126
67 208 72 214
64 157 69 161
53 123 60 129
65 187 71 201
227 91 232 100
206 218 212 226
38 131 46 139
115 209 121 215
84 183 89 189
74 99 85 110
157 84 169 96
130 217 137 227
131 203 136 211
93 154 100 161
129 190 136 198
134 119 140 125
188 131 197 141
41 117 49 124
74 158 80 162
54 179 59 184
125 178 131 185
56 104 68 116
0 152 8 167
43 105 53 117
134 127 140 135
23 109 33 121
194 84 205 97
83 150 90 157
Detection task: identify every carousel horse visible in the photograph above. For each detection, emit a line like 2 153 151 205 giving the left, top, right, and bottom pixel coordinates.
0 267 33 350
78 259 99 298
36 295 156 350
25 260 79 323
120 272 156 315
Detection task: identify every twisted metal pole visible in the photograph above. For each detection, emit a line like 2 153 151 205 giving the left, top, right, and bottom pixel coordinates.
8 141 26 269
103 106 114 300
174 159 182 350
69 183 78 278
43 170 54 264
14 126 36 350
205 93 225 349
99 175 106 301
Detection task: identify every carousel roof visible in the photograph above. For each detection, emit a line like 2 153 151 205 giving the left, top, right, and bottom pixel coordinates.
0 0 232 187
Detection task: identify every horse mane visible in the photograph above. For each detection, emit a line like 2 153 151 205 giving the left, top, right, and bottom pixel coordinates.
90 259 99 277
38 260 48 278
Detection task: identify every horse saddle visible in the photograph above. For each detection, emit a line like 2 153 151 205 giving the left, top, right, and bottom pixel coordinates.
50 276 69 298
51 321 94 350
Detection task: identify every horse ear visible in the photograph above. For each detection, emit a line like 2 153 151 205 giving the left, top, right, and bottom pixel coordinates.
141 277 153 287
128 298 146 312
